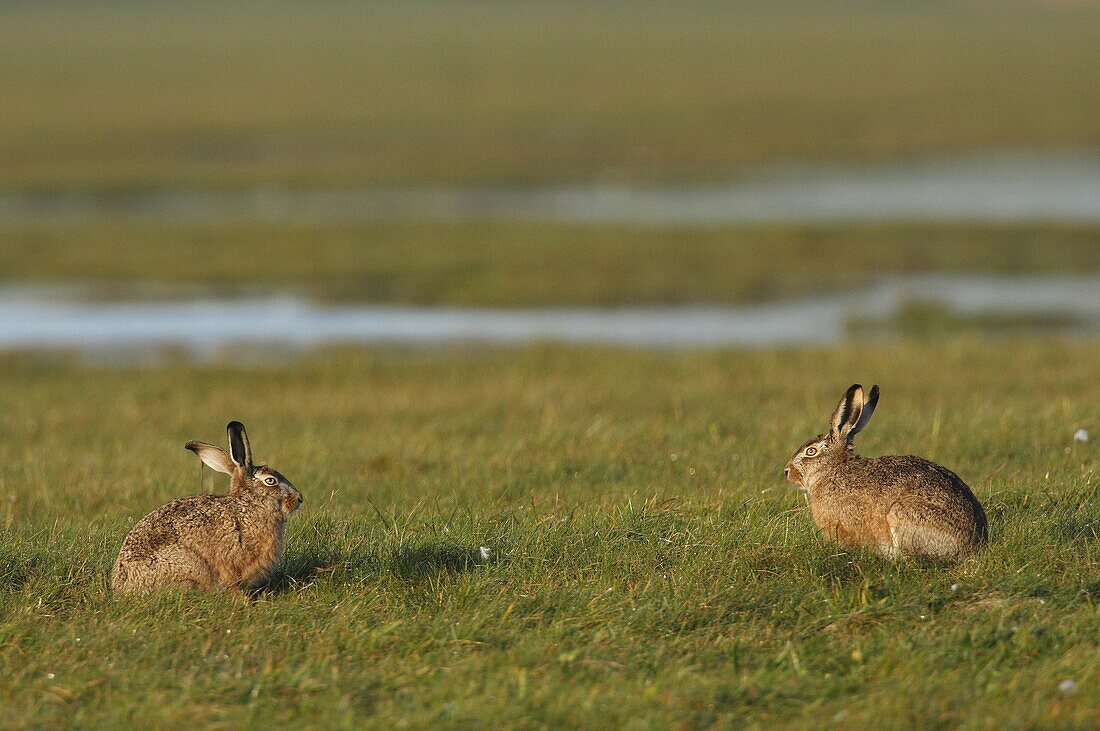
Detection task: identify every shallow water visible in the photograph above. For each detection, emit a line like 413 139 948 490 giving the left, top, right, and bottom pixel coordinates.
2 153 1099 225
0 275 1097 355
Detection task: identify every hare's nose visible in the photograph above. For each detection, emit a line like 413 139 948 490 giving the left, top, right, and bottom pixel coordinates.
783 467 790 479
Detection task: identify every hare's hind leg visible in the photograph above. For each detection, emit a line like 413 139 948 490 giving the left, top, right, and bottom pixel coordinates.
115 545 218 593
154 545 219 590
874 539 901 559
886 504 963 559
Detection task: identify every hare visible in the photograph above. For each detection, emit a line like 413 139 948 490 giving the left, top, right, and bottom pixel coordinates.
784 384 986 559
111 421 303 593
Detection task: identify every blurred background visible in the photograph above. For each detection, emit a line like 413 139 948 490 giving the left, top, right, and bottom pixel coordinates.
0 0 1098 355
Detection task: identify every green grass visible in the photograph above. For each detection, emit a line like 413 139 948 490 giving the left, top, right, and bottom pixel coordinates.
848 302 1091 339
2 1 1099 188
0 341 1097 727
1 222 1097 305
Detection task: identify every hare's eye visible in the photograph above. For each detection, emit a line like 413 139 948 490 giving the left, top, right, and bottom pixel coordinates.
804 447 818 457
264 477 278 486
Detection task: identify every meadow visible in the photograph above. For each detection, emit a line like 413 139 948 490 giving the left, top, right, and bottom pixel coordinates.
1 221 1098 306
2 1 1099 188
1 0 1099 726
0 341 1097 727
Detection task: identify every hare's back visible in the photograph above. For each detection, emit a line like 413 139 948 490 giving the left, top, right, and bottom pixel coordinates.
868 455 985 528
120 494 235 555
867 455 974 496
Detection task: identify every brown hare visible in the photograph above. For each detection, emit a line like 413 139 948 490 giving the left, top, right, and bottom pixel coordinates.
112 421 303 593
785 384 986 559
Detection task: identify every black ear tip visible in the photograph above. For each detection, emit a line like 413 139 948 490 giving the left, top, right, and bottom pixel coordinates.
185 440 200 452
227 420 245 432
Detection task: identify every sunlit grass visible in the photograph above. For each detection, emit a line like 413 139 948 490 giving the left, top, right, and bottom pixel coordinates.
1 221 1097 305
0 341 1096 726
2 1 1099 187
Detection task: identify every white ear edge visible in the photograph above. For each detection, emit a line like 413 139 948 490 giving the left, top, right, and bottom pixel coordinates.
848 384 880 438
226 421 252 469
185 441 235 474
830 384 861 441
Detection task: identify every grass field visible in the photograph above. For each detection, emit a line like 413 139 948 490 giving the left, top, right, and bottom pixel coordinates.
2 1 1099 188
1 221 1098 305
2 1 1099 726
0 341 1097 727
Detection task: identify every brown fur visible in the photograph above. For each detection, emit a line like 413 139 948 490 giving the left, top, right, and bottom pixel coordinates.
111 422 303 593
785 386 987 560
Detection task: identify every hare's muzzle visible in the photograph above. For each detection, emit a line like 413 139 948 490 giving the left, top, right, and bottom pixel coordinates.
283 488 303 514
784 463 803 486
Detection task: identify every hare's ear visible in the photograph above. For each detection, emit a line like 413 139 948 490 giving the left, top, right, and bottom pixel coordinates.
847 384 880 439
226 421 253 469
185 440 234 474
830 384 863 442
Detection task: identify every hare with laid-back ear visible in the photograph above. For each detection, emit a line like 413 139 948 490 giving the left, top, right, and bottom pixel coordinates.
112 421 303 593
784 384 986 559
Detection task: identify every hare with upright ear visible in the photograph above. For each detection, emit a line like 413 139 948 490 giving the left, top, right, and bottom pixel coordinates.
784 384 986 559
111 421 303 593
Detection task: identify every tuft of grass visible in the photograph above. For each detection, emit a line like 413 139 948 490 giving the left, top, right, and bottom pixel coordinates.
0 341 1096 726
